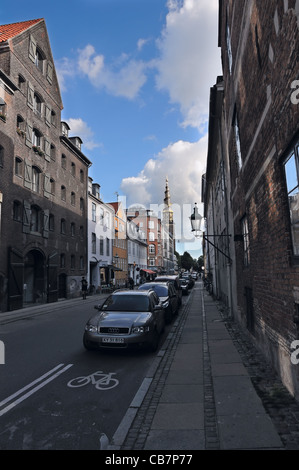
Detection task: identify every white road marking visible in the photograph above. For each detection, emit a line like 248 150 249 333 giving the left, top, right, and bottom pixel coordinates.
0 363 73 417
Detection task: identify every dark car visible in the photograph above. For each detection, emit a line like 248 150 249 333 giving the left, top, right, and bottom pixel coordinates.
83 290 165 352
154 275 182 306
180 278 189 295
181 274 194 289
138 281 179 323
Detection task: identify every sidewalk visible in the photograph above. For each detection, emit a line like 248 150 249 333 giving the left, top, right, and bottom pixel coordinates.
111 283 284 450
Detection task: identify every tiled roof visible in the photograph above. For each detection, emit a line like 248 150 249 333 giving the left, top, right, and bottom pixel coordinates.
0 19 43 43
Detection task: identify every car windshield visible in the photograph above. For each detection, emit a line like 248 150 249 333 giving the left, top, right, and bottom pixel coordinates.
102 294 150 312
139 284 168 296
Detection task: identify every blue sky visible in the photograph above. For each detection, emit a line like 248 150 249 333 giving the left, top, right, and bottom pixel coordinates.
1 0 221 257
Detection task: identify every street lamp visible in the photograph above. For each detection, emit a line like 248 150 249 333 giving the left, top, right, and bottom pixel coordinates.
189 203 232 263
189 203 203 237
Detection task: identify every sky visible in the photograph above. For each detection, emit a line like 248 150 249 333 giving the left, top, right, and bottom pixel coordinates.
1 0 222 258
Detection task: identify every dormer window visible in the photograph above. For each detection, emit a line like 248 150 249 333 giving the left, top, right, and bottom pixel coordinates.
61 122 70 137
70 136 82 151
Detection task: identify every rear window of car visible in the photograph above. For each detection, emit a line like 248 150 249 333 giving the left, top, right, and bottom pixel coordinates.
139 284 168 297
102 294 150 312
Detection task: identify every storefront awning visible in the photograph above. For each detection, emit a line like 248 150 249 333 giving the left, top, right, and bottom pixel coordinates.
141 269 156 274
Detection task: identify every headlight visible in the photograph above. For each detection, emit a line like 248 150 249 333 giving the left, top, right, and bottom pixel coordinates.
85 324 97 333
132 326 150 333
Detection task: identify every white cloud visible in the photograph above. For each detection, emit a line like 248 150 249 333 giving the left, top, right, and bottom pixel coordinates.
56 57 75 92
66 117 102 151
121 136 207 241
155 0 221 129
77 44 148 100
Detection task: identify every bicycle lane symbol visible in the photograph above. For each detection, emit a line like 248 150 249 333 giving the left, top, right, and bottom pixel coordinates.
67 371 119 391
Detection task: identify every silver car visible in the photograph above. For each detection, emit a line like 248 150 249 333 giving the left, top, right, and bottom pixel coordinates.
83 290 165 352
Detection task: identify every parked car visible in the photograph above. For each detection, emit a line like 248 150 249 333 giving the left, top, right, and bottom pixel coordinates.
181 274 194 289
83 290 165 352
191 272 198 280
180 278 190 295
138 281 179 323
154 275 182 306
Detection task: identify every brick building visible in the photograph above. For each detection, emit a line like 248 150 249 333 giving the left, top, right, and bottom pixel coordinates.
0 19 91 311
205 1 299 398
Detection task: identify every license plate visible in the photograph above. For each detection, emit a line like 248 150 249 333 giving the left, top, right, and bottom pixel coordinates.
102 337 124 344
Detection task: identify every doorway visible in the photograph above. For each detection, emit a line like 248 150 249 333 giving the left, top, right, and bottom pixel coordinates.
24 249 46 305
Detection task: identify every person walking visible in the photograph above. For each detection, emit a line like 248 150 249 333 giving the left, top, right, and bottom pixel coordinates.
81 277 88 300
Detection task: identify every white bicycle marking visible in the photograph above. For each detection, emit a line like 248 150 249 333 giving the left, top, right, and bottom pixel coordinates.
67 370 119 390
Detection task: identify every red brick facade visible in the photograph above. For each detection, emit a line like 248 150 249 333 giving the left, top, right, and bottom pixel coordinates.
207 1 299 397
0 20 90 311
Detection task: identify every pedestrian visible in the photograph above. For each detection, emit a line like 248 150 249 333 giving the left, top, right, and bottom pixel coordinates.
81 276 88 300
129 277 134 290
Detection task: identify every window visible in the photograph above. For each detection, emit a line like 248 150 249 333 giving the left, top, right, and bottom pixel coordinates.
0 145 3 167
18 74 26 93
60 253 65 268
0 98 6 121
51 110 56 127
61 218 66 234
15 157 23 176
241 216 250 266
50 144 56 161
80 169 84 183
30 205 42 232
92 233 96 253
100 236 104 256
61 154 66 169
149 244 155 254
32 127 42 148
284 145 299 255
226 20 233 74
32 166 40 192
71 191 76 206
71 255 75 270
148 220 155 229
13 200 22 221
80 198 84 211
233 108 242 171
92 202 96 222
35 47 44 73
71 222 75 237
61 185 66 201
17 115 25 136
106 238 110 256
80 225 84 239
33 92 42 118
149 232 155 242
80 256 84 270
71 162 76 176
49 214 54 231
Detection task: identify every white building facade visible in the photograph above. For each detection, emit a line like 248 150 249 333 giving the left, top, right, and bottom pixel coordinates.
87 178 115 292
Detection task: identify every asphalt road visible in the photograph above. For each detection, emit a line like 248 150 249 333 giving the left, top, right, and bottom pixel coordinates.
0 298 180 450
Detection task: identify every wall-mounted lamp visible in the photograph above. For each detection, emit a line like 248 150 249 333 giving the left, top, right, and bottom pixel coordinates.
189 203 232 263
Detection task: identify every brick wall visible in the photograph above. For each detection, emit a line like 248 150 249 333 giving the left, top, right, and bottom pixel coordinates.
218 0 299 397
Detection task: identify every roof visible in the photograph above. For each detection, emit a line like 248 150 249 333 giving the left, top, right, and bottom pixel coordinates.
0 19 43 43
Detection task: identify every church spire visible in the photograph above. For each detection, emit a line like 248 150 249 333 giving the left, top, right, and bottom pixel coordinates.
163 177 174 237
164 176 171 208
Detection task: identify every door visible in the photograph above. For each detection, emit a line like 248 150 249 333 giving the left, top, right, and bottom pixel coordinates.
8 247 24 311
47 253 58 303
